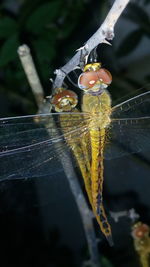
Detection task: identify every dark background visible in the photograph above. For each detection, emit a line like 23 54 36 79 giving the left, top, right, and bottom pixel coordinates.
0 0 150 266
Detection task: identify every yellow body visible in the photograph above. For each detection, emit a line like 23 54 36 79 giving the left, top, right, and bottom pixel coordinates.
59 110 92 204
82 91 112 242
59 90 113 244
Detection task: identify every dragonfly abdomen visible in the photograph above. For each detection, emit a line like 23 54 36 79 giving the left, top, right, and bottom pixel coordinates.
90 128 105 213
90 126 113 244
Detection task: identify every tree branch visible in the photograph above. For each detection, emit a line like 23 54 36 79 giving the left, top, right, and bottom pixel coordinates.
53 0 130 92
18 45 44 108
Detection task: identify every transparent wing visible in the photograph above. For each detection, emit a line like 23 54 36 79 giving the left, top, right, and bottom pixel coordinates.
1 90 150 180
105 91 150 159
0 112 90 181
112 90 150 118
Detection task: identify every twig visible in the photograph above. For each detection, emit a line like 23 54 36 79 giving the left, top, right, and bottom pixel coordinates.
18 44 100 266
18 45 44 108
110 209 140 223
53 0 130 92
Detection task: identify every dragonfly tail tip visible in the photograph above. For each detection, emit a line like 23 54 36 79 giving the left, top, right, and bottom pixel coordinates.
106 234 114 247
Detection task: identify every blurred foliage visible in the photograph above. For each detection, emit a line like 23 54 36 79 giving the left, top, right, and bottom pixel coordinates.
0 0 149 117
116 29 143 57
101 256 114 267
117 3 150 56
0 0 96 115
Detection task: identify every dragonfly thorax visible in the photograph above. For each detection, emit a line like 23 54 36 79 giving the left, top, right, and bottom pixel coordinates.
82 90 112 129
89 111 111 129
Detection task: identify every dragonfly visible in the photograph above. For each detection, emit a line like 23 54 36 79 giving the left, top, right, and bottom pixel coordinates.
0 62 150 245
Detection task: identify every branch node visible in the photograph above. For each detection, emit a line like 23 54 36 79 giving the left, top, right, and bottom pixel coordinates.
54 69 59 74
17 44 30 57
76 43 89 52
106 29 115 40
102 39 112 45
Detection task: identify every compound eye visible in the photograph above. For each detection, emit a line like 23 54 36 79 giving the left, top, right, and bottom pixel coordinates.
51 89 78 112
78 68 112 90
132 223 149 239
97 68 112 85
78 71 99 89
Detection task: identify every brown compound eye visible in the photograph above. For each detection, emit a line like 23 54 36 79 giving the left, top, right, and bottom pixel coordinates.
132 223 149 239
51 89 78 112
97 68 112 85
78 67 112 90
78 71 100 89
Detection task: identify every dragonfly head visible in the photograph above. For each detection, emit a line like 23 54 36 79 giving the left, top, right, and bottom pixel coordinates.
131 222 150 239
51 88 78 112
78 62 112 95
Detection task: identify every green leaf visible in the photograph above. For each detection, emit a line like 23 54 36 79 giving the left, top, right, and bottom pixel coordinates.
26 1 61 34
0 17 18 38
116 29 143 57
0 34 19 67
101 256 114 267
